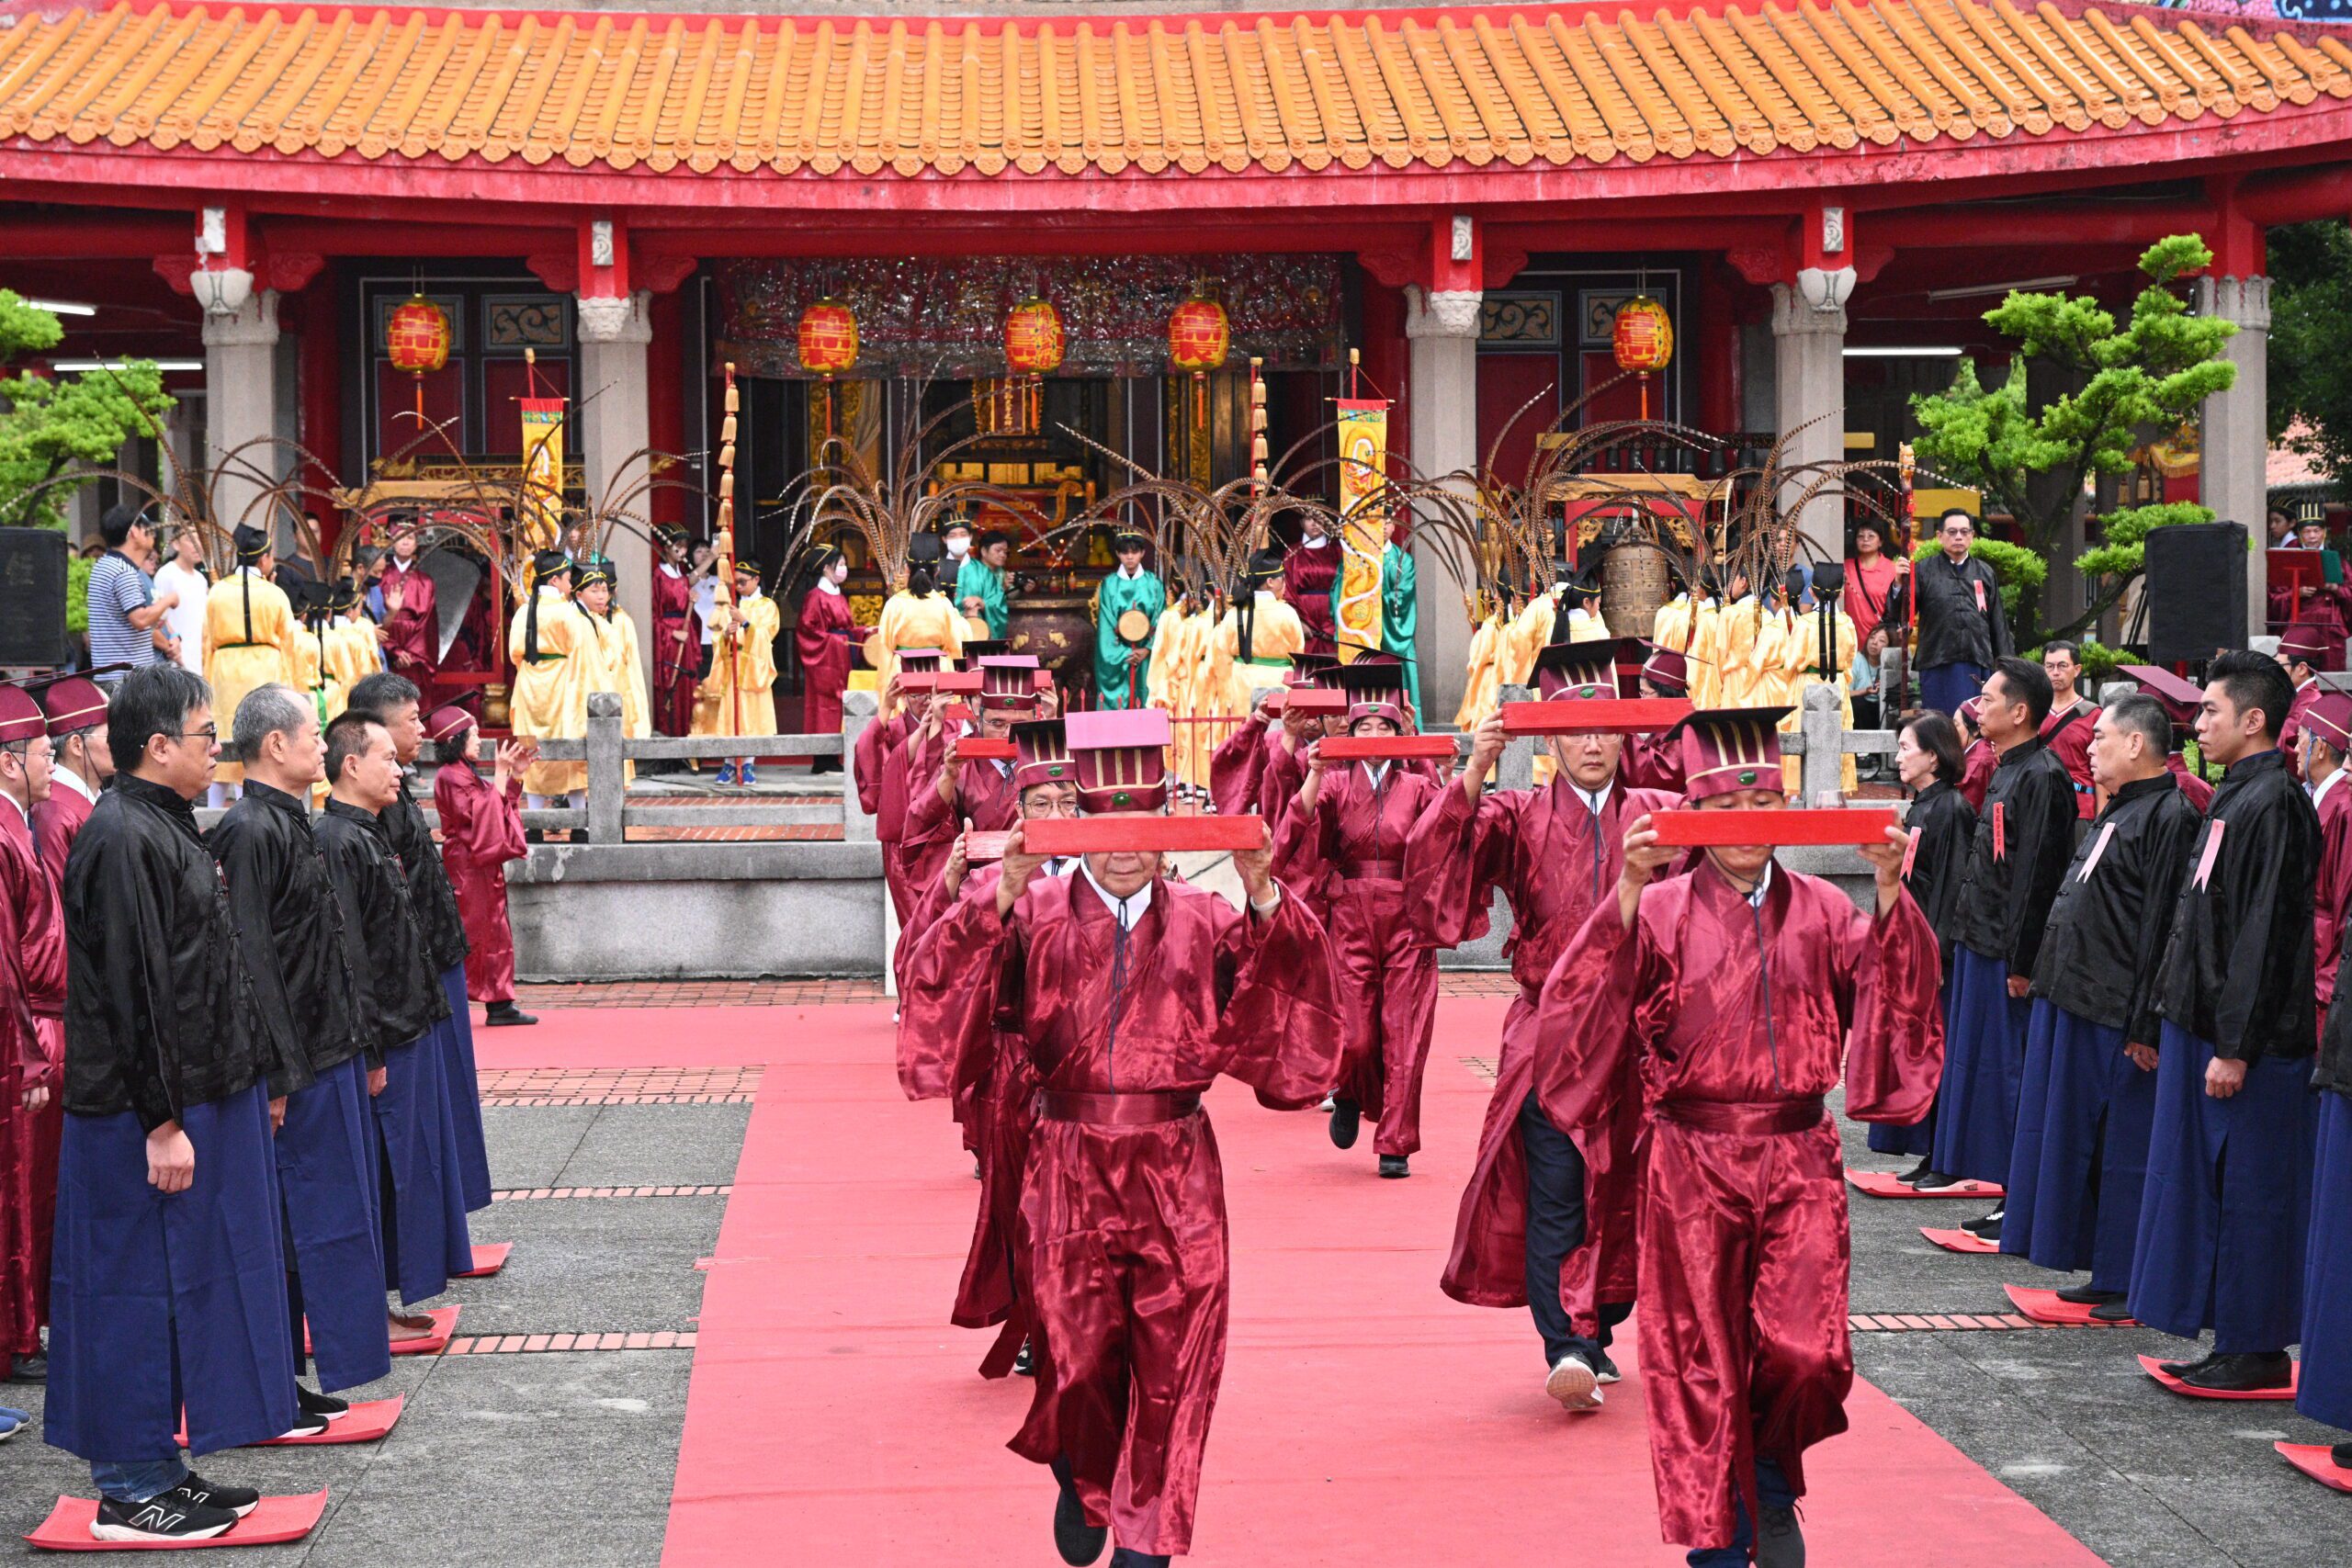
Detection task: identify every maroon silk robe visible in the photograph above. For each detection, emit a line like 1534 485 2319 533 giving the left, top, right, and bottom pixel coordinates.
1959 739 1994 812
1283 541 1340 654
31 783 91 874
25 782 85 1329
2039 698 2098 820
0 800 65 1362
1619 733 1686 793
1404 775 1679 1334
651 563 705 736
2316 777 2352 1015
1541 862 1944 1551
434 760 530 1005
1274 761 1446 1155
2283 678 2324 784
854 714 918 922
1208 710 1272 818
903 874 1340 1557
795 585 854 738
379 558 440 687
896 756 1020 1105
2167 752 2215 812
890 726 956 933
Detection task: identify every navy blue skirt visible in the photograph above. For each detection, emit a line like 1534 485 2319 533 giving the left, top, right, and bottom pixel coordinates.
433 963 493 1213
1868 976 1952 1157
279 1055 391 1393
375 1033 475 1305
2000 1001 2155 1290
2130 1021 2318 1352
2299 1090 2352 1430
1930 946 2030 1185
45 1083 296 1461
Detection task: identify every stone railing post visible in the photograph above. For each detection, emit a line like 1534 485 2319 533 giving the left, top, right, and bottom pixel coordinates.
1800 682 1843 804
584 692 626 846
1495 683 1535 789
842 689 877 844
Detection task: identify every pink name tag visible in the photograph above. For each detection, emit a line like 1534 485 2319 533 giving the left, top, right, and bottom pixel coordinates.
2192 819 2225 891
1901 828 1921 880
1973 580 1988 612
2076 821 2117 882
1992 802 2006 861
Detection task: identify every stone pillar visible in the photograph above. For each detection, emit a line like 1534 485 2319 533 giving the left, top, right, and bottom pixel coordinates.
2198 275 2271 640
577 290 656 642
1770 276 1849 566
1407 283 1481 726
200 288 279 538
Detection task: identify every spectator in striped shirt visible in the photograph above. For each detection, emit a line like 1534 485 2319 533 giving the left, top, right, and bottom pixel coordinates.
85 504 178 682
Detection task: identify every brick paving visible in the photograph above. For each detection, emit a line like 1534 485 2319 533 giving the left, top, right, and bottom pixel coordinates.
492 1184 733 1201
514 978 888 1008
478 1066 765 1104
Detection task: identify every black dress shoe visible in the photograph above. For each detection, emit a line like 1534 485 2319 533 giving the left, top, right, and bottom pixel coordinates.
2177 1351 2293 1393
2331 1441 2352 1469
1051 1457 1106 1566
2055 1283 2126 1306
1378 1155 1408 1179
2157 1349 2220 1379
1013 1339 1035 1378
1908 1169 1960 1190
1960 1208 2005 1238
483 1001 538 1027
1109 1551 1170 1568
2088 1300 2135 1325
4 1352 45 1383
295 1384 348 1420
1329 1098 1361 1151
1896 1156 1933 1184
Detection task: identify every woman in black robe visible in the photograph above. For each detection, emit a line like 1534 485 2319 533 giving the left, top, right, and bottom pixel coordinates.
1868 709 1977 1168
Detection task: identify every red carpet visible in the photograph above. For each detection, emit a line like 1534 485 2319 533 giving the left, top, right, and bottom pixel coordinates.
619 993 2109 1566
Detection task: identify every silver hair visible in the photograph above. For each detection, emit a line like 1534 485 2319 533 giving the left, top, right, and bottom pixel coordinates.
2100 691 2173 757
232 682 313 755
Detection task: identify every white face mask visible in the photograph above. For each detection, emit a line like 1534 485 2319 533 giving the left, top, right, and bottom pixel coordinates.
828 560 849 585
945 536 971 559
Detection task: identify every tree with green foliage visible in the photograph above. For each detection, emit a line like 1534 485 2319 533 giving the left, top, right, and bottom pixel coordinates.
1908 235 2238 649
0 288 176 530
2269 218 2352 496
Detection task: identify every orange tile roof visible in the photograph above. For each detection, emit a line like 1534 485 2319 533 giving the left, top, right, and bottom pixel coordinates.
0 1 2347 179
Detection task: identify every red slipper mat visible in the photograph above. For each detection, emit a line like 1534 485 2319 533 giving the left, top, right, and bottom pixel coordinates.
459 1242 513 1278
1920 1226 2001 1254
25 1491 327 1551
302 1304 458 1358
2138 1354 2299 1399
659 998 2104 1566
2276 1442 2352 1493
1847 1170 2004 1199
2004 1284 2132 1326
175 1397 404 1449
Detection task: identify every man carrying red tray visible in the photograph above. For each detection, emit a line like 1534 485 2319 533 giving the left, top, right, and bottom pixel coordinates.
903 705 1338 1568
1540 708 1940 1568
1403 639 1680 1415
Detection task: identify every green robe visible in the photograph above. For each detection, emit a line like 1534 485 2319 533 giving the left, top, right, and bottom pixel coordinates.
955 556 1010 639
1094 568 1166 709
1380 542 1419 719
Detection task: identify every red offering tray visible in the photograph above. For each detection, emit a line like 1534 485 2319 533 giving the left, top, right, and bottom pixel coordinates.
936 702 976 724
1500 698 1691 735
2276 1441 2352 1493
26 1490 328 1551
933 670 984 694
2005 1284 2132 1326
1023 817 1268 856
1317 735 1458 761
965 830 1012 863
177 1397 405 1450
1919 1226 2000 1254
2140 1353 2298 1400
1283 689 1349 716
954 738 1017 762
458 1241 512 1278
1652 809 1900 848
897 671 942 694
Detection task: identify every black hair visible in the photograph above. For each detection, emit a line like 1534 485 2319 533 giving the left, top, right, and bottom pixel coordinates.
977 529 1012 551
908 565 938 597
1987 655 2053 728
322 711 382 788
2210 649 2295 740
2101 692 2174 758
1900 710 1964 787
100 502 146 547
2043 639 2081 667
1938 508 1977 532
347 671 422 716
108 664 209 769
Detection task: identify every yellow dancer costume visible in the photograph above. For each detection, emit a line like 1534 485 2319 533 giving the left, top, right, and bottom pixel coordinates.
201 526 300 787
1687 593 1724 707
1226 582 1306 716
324 582 382 694
1148 599 1205 786
873 583 965 710
1453 608 1500 732
543 558 651 795
509 552 585 799
1779 599 1859 794
698 577 782 739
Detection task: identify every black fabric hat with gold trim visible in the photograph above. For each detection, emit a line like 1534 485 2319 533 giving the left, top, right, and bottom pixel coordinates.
1665 707 1793 802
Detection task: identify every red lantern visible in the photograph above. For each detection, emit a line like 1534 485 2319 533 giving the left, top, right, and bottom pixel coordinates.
797 297 859 376
1611 295 1673 421
1170 293 1228 429
386 294 450 425
1005 296 1065 375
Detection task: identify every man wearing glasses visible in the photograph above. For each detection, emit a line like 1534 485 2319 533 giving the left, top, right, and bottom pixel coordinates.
43 666 299 1541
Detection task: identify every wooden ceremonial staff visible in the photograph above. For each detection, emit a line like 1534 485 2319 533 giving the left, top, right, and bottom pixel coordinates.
717 364 743 742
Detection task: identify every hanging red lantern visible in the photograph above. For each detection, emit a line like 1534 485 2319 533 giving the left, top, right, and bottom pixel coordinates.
1005 295 1066 376
1611 295 1673 421
1170 291 1228 430
797 297 859 376
386 293 450 424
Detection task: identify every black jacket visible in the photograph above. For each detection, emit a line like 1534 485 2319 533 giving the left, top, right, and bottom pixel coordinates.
2155 749 2321 1063
211 780 370 1092
1951 737 2078 976
2030 773 2203 1040
1902 782 1977 958
60 774 276 1129
1912 550 2015 671
315 796 451 1055
384 767 469 973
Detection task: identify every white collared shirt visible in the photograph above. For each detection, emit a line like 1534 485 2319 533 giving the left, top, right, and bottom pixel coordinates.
1363 761 1392 790
1303 535 1330 549
51 764 98 807
1080 858 1154 931
1119 563 1144 581
1743 861 1775 908
818 577 843 597
1566 780 1612 818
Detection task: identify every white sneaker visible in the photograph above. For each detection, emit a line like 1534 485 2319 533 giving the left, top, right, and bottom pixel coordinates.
1317 1095 1337 1111
1545 1354 1602 1412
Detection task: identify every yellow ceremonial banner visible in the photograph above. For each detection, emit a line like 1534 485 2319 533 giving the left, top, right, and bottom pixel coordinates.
519 399 566 556
1334 399 1388 663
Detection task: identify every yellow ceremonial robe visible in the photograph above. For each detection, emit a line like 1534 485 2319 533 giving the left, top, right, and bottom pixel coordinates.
202 568 300 785
509 588 584 798
697 592 782 741
875 590 966 712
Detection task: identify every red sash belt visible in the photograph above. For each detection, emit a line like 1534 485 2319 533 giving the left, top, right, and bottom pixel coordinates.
1037 1089 1202 1125
1340 859 1405 881
1657 1097 1826 1135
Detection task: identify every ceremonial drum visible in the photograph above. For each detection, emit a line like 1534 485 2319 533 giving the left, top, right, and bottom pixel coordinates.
1008 592 1095 686
1601 543 1672 638
1115 607 1154 645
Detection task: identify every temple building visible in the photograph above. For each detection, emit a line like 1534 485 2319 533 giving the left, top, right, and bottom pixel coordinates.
6 0 2352 717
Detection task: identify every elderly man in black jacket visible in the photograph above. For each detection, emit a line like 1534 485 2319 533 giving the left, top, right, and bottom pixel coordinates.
313 711 471 1324
212 682 391 1413
2134 651 2322 1394
46 666 299 1541
2002 694 2202 1317
1914 510 2015 719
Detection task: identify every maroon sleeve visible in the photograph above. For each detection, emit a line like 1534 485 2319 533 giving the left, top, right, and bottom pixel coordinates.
1210 710 1272 818
1402 781 1512 948
1838 885 1948 1122
1205 887 1344 1111
1531 891 1661 1134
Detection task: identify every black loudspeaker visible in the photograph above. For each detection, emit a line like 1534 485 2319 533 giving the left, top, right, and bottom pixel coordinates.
0 527 71 669
2144 521 2248 665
